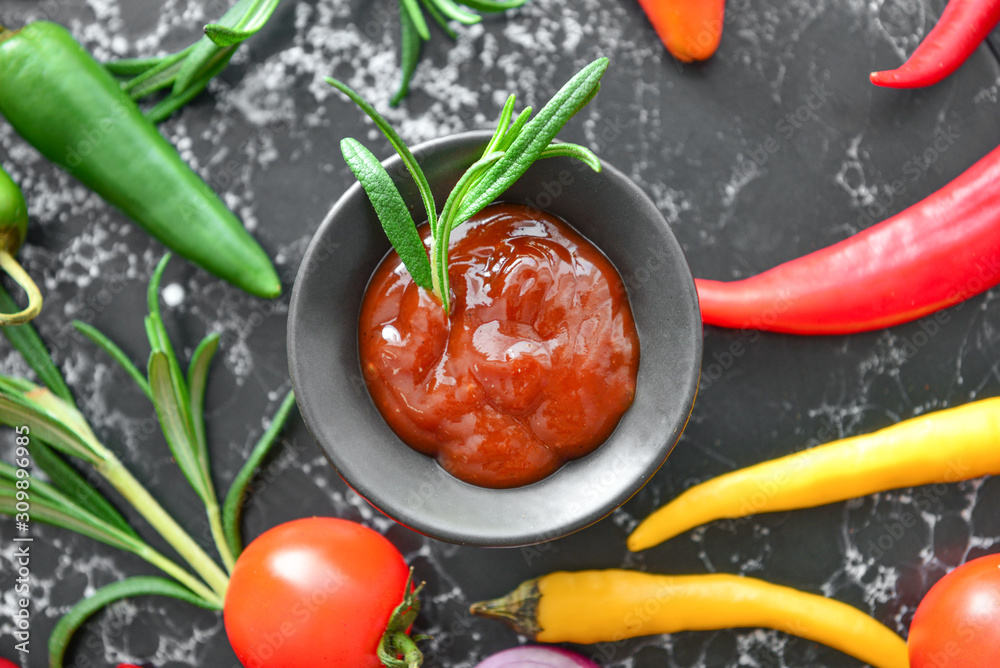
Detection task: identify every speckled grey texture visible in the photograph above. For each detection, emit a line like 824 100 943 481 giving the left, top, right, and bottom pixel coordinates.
1 0 1000 666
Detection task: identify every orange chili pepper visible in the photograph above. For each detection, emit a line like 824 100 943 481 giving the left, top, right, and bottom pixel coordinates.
636 0 726 62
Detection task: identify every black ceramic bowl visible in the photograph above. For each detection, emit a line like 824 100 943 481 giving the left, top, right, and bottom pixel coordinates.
288 130 701 547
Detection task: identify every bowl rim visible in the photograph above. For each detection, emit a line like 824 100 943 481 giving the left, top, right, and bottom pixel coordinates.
288 129 702 547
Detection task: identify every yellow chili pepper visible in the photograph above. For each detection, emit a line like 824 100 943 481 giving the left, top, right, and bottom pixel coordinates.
628 396 1000 552
470 570 909 668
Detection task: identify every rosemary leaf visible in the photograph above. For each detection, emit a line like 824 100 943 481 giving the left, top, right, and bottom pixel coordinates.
171 37 220 97
341 138 434 291
222 390 297 557
495 107 532 154
0 392 99 463
0 374 35 394
73 320 152 400
122 46 194 100
391 4 424 107
148 351 210 504
335 58 608 314
173 0 252 93
104 55 166 76
145 257 179 369
457 0 528 12
24 440 138 538
420 0 459 39
427 0 481 24
205 0 282 46
455 57 608 224
0 286 72 402
539 142 601 172
326 78 438 235
484 94 517 154
401 0 432 40
571 82 602 120
146 46 237 124
145 256 195 444
187 333 220 468
0 459 96 522
0 490 139 554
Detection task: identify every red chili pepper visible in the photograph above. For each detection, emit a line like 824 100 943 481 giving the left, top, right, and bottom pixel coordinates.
637 0 727 62
870 0 1000 88
696 143 1000 335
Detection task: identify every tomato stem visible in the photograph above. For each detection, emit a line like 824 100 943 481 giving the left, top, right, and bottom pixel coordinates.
392 633 424 668
377 568 426 668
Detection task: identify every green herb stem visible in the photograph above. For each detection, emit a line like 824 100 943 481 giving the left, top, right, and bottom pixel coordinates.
205 0 282 46
325 78 439 235
391 5 424 107
97 454 230 599
133 542 224 607
144 46 236 124
401 0 432 40
391 0 526 102
428 0 481 24
222 389 297 557
0 285 73 401
420 0 458 39
207 502 237 572
433 150 506 312
72 321 152 400
106 0 274 123
484 94 517 154
104 55 167 77
122 47 194 99
29 439 138 538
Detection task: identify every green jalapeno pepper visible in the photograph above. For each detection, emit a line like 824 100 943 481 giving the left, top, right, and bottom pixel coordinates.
0 163 41 324
0 22 281 298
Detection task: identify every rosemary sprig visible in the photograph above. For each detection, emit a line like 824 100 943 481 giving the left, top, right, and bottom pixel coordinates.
105 0 282 123
390 0 528 106
327 57 608 313
0 255 298 666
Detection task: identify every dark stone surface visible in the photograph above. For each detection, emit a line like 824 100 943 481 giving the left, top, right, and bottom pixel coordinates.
1 0 1000 666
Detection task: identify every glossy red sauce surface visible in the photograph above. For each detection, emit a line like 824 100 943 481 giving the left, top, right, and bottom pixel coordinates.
358 203 640 488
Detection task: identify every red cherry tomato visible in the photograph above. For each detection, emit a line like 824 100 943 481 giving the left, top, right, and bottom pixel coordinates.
909 553 1000 667
224 517 411 668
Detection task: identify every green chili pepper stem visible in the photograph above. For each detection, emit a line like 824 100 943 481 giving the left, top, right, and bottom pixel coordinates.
0 250 42 325
0 165 39 324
